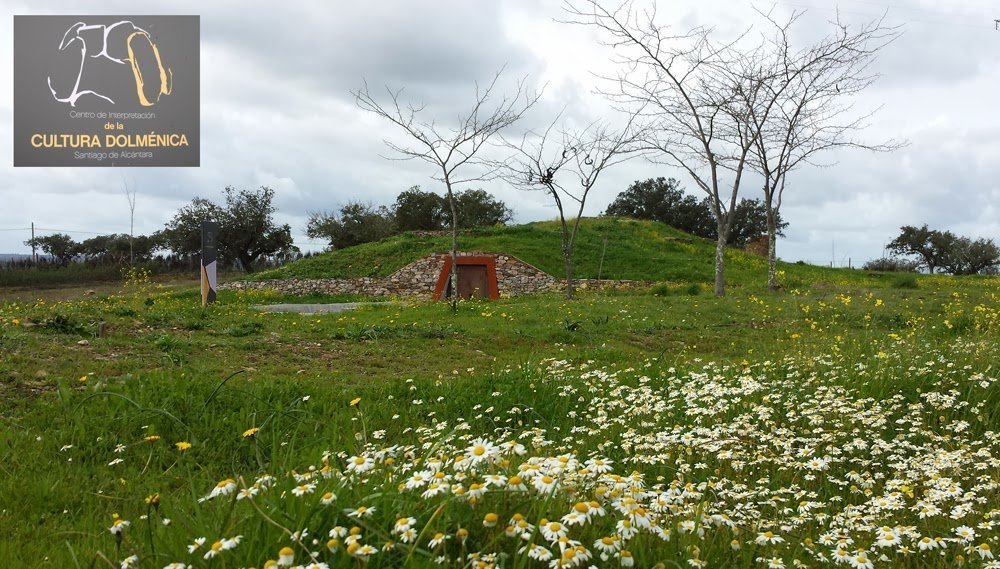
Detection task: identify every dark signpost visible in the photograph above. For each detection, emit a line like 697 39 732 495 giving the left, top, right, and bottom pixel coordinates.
201 221 218 306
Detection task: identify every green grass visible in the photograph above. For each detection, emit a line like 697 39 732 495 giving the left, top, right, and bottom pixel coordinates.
249 218 898 291
0 267 998 567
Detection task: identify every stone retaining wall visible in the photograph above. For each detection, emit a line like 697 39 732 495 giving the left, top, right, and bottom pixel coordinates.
222 252 645 298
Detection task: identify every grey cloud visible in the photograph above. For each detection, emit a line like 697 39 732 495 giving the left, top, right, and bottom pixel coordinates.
873 24 999 87
200 1 541 105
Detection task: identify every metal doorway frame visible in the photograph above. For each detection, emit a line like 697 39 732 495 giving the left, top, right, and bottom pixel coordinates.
432 254 500 300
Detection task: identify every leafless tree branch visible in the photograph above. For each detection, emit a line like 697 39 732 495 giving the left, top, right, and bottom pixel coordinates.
563 0 901 295
735 9 904 289
353 68 541 307
497 110 646 298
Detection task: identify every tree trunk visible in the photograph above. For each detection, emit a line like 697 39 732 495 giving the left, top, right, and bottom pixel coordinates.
714 234 726 297
445 180 459 310
766 203 779 291
240 253 256 274
561 218 574 300
712 204 729 297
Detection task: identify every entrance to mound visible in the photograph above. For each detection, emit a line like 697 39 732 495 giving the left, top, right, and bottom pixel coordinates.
433 255 499 300
455 264 489 298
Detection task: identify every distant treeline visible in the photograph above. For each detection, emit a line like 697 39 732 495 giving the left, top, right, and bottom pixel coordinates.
11 186 306 276
11 236 310 272
0 252 321 289
863 225 1000 275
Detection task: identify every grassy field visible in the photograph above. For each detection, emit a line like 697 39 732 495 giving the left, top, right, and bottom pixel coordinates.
1 260 998 567
248 218 882 290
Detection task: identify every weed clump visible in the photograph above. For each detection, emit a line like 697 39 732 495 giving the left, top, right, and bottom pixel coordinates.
40 313 87 335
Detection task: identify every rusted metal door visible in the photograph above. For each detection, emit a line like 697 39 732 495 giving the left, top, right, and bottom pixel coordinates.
457 264 489 299
434 255 500 301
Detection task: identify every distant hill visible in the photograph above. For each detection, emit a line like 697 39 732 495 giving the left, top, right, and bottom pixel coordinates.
248 217 877 290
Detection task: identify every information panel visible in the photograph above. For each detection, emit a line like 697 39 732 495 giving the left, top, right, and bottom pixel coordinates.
13 15 200 167
201 221 218 306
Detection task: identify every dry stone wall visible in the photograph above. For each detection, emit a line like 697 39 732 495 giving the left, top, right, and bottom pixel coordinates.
222 252 645 298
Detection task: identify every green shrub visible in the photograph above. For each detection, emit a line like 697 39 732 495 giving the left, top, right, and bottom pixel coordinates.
649 282 671 297
649 282 701 297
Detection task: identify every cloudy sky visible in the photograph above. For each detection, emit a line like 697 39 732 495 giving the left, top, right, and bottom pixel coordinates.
1 0 998 267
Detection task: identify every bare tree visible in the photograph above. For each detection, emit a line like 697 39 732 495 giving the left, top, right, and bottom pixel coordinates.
501 115 643 298
354 68 539 308
741 11 901 290
565 2 902 295
564 1 776 296
122 176 137 267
